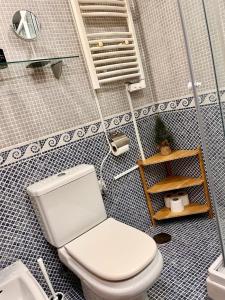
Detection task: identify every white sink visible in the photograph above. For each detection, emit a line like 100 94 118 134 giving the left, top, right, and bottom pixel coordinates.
0 261 48 300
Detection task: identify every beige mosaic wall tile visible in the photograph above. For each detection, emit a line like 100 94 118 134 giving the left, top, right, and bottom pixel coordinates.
202 0 225 90
180 0 215 93
137 0 190 102
0 0 153 149
3 0 222 150
137 0 218 101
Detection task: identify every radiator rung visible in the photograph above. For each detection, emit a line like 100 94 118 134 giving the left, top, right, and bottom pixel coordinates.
97 67 140 79
99 73 141 84
94 56 137 66
82 12 128 17
79 0 125 5
91 44 134 52
96 61 138 72
87 32 132 39
92 50 135 59
89 38 133 45
80 5 126 12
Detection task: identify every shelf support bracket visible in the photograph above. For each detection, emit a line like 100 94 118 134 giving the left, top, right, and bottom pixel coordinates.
51 61 63 79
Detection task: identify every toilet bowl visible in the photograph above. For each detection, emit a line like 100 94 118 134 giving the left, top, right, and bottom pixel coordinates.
59 247 162 300
58 218 163 300
27 165 163 300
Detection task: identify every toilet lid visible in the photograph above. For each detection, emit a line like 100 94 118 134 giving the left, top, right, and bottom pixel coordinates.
65 218 157 281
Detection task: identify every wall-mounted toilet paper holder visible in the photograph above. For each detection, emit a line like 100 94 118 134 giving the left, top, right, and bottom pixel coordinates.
109 132 130 156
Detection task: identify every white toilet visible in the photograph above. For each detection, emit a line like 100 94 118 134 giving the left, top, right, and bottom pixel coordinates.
27 165 163 300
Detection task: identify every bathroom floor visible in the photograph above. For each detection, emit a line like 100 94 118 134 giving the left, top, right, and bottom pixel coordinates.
64 216 220 300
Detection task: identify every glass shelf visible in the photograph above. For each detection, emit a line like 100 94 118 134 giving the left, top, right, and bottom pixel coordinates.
0 55 79 79
0 55 79 67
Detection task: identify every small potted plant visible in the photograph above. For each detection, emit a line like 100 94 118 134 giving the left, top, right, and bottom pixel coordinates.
154 116 174 155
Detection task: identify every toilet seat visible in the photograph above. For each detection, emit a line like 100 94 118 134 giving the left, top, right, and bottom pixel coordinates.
64 218 157 281
59 244 163 300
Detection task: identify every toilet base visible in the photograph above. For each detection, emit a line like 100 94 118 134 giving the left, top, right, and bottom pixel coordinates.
82 281 148 300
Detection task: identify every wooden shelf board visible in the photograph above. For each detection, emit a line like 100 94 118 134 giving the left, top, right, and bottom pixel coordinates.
153 203 210 221
147 176 204 194
138 149 200 166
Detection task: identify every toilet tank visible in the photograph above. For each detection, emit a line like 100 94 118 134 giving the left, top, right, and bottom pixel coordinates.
27 165 107 248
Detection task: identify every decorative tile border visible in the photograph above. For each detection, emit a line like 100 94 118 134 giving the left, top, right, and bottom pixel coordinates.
0 90 222 168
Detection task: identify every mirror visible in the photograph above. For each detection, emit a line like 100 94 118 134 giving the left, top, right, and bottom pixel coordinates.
12 10 40 41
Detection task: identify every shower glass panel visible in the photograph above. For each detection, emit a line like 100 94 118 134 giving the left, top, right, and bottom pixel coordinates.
202 0 225 131
178 0 225 260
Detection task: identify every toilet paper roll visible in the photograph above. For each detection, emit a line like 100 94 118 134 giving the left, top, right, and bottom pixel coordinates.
164 193 175 208
112 134 129 148
111 143 129 156
176 191 190 206
170 197 184 213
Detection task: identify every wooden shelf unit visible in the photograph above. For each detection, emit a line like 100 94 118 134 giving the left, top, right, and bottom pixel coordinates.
140 149 200 166
153 203 210 221
147 176 204 194
137 147 213 226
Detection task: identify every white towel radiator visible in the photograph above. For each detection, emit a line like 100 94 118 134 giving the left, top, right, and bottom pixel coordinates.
69 0 146 179
69 0 145 90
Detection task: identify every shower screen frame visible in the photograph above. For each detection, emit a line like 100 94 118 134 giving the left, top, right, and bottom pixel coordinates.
177 0 225 260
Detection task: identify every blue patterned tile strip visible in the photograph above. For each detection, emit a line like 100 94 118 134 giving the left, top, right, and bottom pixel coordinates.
0 90 222 168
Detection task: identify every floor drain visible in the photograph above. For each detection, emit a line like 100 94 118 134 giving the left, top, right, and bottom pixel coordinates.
153 233 172 244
